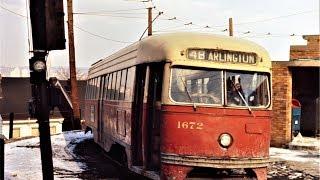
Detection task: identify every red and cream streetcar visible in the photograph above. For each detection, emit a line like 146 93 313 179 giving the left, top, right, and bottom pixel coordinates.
84 32 272 179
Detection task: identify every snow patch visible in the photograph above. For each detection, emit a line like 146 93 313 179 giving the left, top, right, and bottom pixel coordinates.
4 131 92 179
270 147 320 163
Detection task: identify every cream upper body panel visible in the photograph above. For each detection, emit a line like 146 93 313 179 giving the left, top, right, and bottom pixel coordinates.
88 32 271 79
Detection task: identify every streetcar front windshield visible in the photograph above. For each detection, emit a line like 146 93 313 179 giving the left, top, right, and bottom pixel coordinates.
170 68 223 105
226 71 270 107
170 67 270 108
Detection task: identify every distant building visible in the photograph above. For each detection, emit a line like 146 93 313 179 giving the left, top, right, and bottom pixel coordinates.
0 66 89 80
9 67 29 77
271 35 320 147
0 77 87 139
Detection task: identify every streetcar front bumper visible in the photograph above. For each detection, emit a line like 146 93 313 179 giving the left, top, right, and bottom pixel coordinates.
161 152 270 169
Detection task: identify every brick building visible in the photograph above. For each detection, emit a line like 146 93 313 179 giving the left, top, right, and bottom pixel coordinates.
271 35 320 147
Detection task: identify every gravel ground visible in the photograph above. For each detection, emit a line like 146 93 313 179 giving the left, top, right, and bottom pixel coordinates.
268 161 319 180
70 138 147 180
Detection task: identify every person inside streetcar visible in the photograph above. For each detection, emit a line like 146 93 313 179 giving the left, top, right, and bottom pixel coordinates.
227 75 245 106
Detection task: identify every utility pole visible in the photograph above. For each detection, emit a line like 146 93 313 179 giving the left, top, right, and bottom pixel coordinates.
67 0 81 129
148 7 152 36
229 18 233 36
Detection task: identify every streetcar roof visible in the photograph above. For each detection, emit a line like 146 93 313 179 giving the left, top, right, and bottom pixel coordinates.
88 32 271 78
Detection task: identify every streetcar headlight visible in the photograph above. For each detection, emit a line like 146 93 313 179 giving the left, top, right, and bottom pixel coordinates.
219 133 233 148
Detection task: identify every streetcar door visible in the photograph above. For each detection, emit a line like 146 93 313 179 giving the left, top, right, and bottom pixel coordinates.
132 65 147 166
132 63 163 170
145 63 163 170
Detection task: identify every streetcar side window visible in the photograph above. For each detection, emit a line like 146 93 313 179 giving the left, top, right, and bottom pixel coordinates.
104 74 109 100
111 72 117 100
107 73 113 100
115 71 122 100
119 69 128 100
125 66 136 102
85 80 89 100
96 76 101 100
90 78 95 100
99 76 105 100
93 78 98 100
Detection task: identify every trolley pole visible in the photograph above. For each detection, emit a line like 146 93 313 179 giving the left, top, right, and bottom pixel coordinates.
229 18 233 36
147 7 152 36
67 0 81 129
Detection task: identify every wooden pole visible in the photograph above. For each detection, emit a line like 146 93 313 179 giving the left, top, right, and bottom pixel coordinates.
9 113 14 139
148 7 152 36
229 18 233 36
67 0 81 129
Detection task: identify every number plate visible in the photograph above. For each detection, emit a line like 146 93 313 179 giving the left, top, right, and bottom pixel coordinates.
177 121 203 130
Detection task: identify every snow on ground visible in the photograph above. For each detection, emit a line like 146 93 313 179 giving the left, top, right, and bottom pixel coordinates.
4 131 92 180
270 147 320 163
4 130 319 179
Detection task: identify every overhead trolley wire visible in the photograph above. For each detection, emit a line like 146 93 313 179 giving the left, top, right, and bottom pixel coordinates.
74 7 148 14
73 13 148 19
74 25 134 44
0 3 27 18
233 10 318 26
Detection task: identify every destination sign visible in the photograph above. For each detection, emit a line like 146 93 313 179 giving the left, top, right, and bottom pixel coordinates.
187 49 257 64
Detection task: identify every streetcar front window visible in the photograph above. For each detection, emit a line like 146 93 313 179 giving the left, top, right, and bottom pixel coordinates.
170 68 223 105
170 67 270 108
226 71 270 107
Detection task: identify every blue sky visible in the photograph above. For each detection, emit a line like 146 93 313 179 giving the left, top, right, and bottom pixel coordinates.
0 0 319 67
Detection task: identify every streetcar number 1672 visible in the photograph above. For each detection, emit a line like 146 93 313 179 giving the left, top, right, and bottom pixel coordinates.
177 121 203 130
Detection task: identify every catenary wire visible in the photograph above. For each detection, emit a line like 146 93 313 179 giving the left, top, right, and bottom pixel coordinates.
74 25 134 44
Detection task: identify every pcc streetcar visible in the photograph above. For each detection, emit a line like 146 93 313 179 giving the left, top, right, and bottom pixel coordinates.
84 32 271 179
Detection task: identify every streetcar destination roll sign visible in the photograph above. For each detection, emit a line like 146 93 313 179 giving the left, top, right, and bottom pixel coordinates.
187 49 257 64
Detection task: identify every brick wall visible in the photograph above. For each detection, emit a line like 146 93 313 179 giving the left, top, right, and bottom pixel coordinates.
271 62 292 147
290 35 320 60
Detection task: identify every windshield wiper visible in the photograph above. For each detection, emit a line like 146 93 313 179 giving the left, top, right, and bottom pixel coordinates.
179 76 197 110
231 81 255 117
